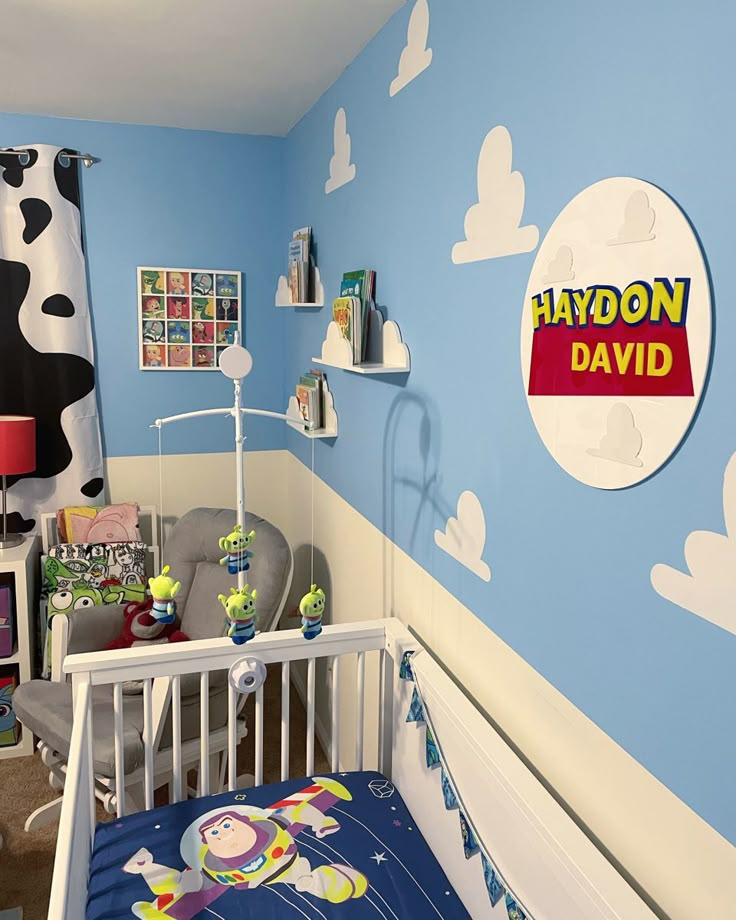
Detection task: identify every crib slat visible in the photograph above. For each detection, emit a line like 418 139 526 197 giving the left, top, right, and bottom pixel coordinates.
171 675 182 804
200 671 210 796
331 655 340 772
255 684 264 786
227 683 237 792
86 691 95 837
280 661 290 782
306 657 316 776
113 682 125 818
356 651 365 771
143 678 154 810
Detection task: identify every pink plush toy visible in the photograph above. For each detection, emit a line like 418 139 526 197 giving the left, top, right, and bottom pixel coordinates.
105 600 188 651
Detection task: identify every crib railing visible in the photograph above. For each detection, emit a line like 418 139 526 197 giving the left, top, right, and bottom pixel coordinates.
48 619 407 920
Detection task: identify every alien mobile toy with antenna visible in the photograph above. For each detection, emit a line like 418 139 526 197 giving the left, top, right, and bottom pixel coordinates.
148 565 181 624
218 585 258 645
300 584 325 640
218 524 256 575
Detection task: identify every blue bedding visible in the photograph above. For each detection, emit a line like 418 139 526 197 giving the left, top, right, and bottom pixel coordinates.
87 771 469 919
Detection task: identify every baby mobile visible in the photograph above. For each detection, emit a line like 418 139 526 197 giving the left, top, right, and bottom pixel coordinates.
150 336 325 643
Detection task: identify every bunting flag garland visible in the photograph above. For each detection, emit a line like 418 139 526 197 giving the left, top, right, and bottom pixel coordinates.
402 657 534 920
399 650 415 681
406 686 426 723
459 811 480 858
505 893 527 920
482 854 505 908
425 724 440 767
441 767 458 809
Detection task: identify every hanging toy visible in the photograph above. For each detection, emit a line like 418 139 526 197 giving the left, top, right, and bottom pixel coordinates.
299 584 325 640
218 524 256 575
147 565 181 624
219 585 258 645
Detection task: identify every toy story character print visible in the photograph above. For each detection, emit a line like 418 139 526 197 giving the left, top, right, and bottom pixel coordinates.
123 778 368 919
142 321 164 344
142 296 164 319
167 271 189 296
216 322 237 345
192 321 214 344
216 273 238 297
216 298 238 321
191 272 213 296
144 344 164 367
168 345 190 368
139 269 240 370
194 346 214 367
192 297 215 320
167 321 189 343
142 271 165 295
167 298 190 320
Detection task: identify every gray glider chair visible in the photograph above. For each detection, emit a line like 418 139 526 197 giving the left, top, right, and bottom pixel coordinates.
15 507 293 831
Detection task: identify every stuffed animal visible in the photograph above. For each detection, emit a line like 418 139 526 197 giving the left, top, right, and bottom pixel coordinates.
105 600 188 651
148 565 181 624
299 584 325 640
218 524 256 575
218 585 257 645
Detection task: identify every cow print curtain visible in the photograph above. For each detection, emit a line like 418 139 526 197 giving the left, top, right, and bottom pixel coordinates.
0 145 103 534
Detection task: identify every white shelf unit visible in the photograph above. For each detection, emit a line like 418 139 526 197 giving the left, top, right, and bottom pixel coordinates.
313 311 411 376
0 535 39 760
313 359 408 375
275 259 324 308
286 377 338 439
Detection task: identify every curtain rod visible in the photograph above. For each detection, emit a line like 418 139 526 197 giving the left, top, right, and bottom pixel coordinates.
0 148 96 168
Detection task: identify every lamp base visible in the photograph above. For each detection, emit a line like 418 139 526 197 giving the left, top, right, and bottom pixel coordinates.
0 533 24 550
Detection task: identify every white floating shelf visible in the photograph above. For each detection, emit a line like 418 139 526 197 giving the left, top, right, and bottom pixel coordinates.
275 259 324 308
286 378 338 438
312 359 408 375
314 312 410 376
287 420 337 438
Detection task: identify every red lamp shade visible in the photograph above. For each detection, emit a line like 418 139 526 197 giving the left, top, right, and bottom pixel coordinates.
0 416 36 476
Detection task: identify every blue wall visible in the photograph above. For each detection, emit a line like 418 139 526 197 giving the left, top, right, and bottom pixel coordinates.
284 0 736 842
0 113 287 457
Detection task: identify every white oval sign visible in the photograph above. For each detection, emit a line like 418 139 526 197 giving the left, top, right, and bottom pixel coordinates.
520 177 711 489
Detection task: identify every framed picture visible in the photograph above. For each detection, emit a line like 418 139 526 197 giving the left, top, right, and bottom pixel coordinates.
138 267 242 370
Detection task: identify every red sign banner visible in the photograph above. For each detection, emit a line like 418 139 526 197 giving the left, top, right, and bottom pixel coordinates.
526 278 695 397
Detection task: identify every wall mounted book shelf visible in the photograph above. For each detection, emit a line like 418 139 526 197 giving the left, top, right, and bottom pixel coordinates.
286 377 338 438
313 307 410 375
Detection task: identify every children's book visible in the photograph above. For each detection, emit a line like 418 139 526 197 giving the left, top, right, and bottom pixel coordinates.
341 270 375 361
333 295 361 363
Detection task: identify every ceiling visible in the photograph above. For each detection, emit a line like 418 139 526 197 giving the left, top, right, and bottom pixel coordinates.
0 0 405 136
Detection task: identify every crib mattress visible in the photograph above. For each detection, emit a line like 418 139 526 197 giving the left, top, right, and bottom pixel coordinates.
87 770 469 919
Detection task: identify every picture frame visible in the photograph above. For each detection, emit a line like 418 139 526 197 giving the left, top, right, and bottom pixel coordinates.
138 266 242 370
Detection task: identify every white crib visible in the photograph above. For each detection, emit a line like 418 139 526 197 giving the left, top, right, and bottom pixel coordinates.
49 618 659 920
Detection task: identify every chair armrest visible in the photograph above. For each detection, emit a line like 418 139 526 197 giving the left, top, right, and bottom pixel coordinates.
51 605 128 679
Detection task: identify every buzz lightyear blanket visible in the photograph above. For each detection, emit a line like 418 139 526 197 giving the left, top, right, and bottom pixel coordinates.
86 771 469 919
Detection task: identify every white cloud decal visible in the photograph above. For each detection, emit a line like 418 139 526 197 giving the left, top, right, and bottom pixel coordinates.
325 107 356 194
651 451 736 635
435 491 491 582
452 125 538 263
390 0 433 97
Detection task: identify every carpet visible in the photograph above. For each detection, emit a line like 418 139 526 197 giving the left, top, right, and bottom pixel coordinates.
0 666 327 919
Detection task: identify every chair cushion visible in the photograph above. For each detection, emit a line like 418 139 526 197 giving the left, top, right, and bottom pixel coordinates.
13 675 228 778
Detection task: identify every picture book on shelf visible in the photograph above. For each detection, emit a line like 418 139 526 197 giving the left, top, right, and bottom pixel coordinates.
288 227 312 303
294 368 324 431
340 269 375 362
